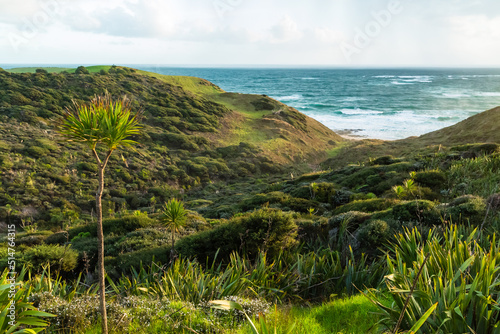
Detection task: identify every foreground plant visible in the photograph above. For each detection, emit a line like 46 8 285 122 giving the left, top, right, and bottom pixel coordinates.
56 92 141 334
0 268 54 333
367 225 500 333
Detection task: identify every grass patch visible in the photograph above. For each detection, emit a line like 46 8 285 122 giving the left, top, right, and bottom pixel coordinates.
238 294 382 334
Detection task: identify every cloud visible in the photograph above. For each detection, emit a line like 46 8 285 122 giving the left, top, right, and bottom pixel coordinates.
268 15 303 43
448 15 500 38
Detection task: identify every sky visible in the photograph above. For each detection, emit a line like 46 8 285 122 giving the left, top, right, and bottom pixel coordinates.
1 0 499 67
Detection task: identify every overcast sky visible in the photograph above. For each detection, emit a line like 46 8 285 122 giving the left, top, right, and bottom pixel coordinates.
1 0 499 67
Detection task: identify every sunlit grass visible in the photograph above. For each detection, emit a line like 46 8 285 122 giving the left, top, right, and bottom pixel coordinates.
237 295 384 334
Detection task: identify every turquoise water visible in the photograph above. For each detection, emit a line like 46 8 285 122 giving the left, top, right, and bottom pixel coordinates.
4 65 500 140
137 67 500 140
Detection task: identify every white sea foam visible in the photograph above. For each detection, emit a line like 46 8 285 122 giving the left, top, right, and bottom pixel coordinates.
397 76 434 83
340 108 384 115
275 94 303 101
373 75 395 78
391 81 414 85
442 93 470 98
307 109 478 140
339 96 367 102
474 92 500 97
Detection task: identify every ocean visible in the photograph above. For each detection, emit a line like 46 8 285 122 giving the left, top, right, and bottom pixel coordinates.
5 65 500 140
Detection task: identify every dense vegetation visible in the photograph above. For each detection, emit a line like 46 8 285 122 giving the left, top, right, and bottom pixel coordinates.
2 66 500 333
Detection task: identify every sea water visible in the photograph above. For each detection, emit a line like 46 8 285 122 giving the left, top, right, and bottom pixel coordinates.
4 65 500 140
137 67 500 140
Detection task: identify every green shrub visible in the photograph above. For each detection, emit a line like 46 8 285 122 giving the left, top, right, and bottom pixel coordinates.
445 195 486 225
106 244 172 274
239 191 290 212
32 293 128 332
296 218 330 244
25 145 48 158
178 208 298 261
386 200 441 226
176 223 241 262
106 228 170 258
71 232 91 242
290 182 336 203
17 233 48 246
371 155 399 165
21 244 78 272
45 231 69 245
68 215 155 238
414 170 446 189
284 197 322 214
328 211 372 228
357 219 390 250
334 198 399 215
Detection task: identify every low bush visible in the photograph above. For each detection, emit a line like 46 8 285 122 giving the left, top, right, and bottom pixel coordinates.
445 195 486 225
21 244 78 272
284 197 323 214
357 219 391 251
45 231 69 245
382 200 441 226
178 208 298 261
239 191 290 212
414 170 446 189
334 198 399 215
32 292 128 332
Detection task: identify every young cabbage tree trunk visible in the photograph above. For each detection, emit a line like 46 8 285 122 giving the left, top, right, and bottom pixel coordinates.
94 150 112 334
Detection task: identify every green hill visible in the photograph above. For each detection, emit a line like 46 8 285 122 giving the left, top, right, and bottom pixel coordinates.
0 65 342 227
412 106 500 145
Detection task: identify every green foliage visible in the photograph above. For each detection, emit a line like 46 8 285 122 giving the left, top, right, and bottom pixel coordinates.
44 232 69 245
239 192 290 212
368 225 500 333
0 268 55 333
58 92 142 151
74 66 89 75
413 170 446 189
357 219 390 250
334 198 399 215
444 195 486 225
21 244 78 273
68 215 155 238
178 208 297 261
71 232 91 242
32 293 128 332
383 200 441 226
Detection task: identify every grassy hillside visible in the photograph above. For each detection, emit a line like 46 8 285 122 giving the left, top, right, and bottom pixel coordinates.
414 106 500 145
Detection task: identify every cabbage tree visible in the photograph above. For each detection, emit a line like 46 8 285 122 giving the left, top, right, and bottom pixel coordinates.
57 92 141 334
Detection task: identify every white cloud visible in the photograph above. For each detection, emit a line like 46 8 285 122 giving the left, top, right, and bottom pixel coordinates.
268 15 303 43
448 15 500 38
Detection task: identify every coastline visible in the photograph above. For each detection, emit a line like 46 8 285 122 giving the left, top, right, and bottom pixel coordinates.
336 129 366 141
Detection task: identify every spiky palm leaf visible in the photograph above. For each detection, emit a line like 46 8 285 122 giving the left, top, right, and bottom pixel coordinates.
161 199 187 233
58 92 142 152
